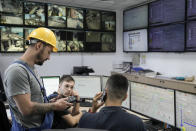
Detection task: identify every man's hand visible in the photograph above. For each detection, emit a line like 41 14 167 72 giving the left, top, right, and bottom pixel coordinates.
91 92 104 113
54 98 73 111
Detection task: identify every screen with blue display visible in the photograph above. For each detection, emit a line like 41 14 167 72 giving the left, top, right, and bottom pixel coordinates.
187 0 196 19
149 0 185 26
149 24 185 52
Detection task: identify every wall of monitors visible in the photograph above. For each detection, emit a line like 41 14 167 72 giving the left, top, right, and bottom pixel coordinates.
0 1 116 53
123 0 196 52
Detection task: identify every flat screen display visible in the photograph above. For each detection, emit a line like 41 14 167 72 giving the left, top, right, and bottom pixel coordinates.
72 76 101 98
86 10 101 30
186 21 196 51
187 0 196 19
176 91 196 131
149 0 185 26
0 0 23 25
67 7 83 29
41 76 60 97
102 12 115 31
101 32 115 52
48 4 66 27
149 24 185 52
85 31 101 52
131 82 175 126
1 26 24 52
66 30 84 52
123 5 148 30
124 29 147 52
24 2 45 26
52 29 67 52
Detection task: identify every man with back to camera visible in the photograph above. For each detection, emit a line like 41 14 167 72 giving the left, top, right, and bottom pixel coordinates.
48 75 83 129
78 74 146 131
4 27 72 131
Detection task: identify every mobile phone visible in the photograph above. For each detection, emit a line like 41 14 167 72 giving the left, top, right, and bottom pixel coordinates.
101 90 107 102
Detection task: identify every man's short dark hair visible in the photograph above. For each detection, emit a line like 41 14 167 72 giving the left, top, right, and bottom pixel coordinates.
106 74 128 101
59 75 75 85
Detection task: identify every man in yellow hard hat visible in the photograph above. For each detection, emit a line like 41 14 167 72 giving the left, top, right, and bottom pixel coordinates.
4 27 72 131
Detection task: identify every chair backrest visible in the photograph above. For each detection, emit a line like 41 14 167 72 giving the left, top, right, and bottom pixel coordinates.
0 101 11 131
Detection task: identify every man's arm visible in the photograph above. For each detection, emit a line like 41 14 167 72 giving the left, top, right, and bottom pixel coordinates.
13 93 72 116
61 111 83 127
89 92 104 113
71 90 80 115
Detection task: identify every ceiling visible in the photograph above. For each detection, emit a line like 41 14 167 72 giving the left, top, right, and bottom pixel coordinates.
28 0 152 11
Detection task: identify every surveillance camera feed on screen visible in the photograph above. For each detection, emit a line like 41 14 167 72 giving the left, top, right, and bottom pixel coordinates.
102 12 115 31
52 29 67 52
0 0 23 25
48 4 66 27
85 31 101 51
67 7 83 29
24 28 35 50
67 30 84 52
1 27 24 52
101 33 115 52
86 10 100 30
24 2 45 26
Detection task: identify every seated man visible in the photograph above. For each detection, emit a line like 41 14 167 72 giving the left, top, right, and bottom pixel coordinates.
78 74 146 131
48 75 82 129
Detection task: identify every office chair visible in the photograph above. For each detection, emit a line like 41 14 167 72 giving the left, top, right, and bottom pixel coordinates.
0 101 11 131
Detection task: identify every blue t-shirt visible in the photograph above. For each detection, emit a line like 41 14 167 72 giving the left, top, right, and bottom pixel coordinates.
78 106 146 131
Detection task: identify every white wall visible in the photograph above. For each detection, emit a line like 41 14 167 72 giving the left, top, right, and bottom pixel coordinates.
0 9 132 78
140 53 196 77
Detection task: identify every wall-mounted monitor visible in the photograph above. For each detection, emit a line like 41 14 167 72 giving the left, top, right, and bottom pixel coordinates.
149 23 185 52
72 76 101 98
48 4 66 27
0 0 23 25
186 21 196 51
85 31 101 52
176 91 196 131
102 12 115 31
101 32 115 52
123 5 148 30
66 30 84 52
41 76 60 97
24 2 45 26
0 26 24 52
123 29 147 52
52 29 67 52
149 0 185 26
24 28 35 50
187 0 196 19
86 10 101 30
131 82 175 126
67 7 83 29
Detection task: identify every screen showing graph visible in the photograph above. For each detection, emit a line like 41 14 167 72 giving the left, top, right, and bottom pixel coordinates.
123 5 148 30
41 76 60 96
149 23 184 52
131 82 175 125
72 76 101 98
123 29 147 52
176 91 196 131
186 21 196 51
149 0 185 26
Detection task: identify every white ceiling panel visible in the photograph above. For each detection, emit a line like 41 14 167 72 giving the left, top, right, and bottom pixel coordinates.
28 0 149 11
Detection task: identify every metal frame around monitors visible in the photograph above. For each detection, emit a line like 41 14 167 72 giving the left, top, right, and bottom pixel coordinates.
0 0 116 53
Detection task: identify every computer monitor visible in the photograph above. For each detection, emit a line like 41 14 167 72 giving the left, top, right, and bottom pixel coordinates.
131 82 175 126
41 76 60 96
176 91 196 131
122 81 130 109
72 76 101 98
123 29 148 52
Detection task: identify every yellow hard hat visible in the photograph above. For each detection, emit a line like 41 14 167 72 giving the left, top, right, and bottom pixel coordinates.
27 27 57 52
